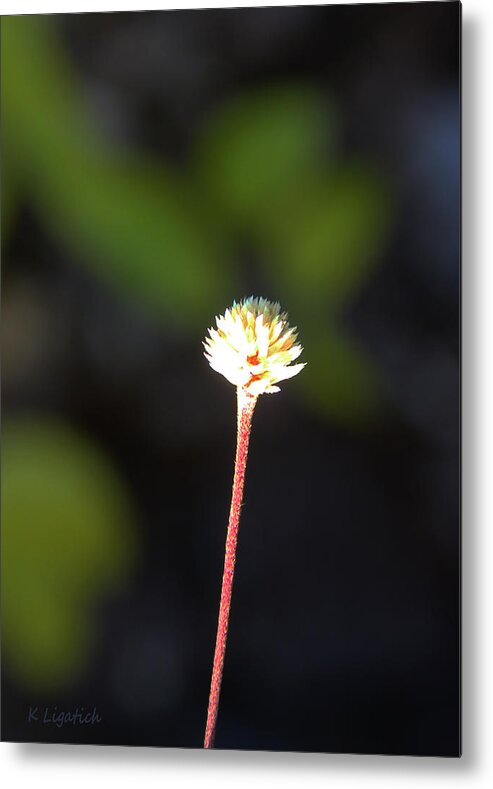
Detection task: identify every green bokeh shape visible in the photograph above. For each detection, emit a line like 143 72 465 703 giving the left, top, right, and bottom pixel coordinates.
2 419 136 692
197 84 335 230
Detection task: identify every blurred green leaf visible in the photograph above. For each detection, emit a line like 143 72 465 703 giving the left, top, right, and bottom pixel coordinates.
2 418 136 691
297 323 381 422
4 589 94 691
1 124 21 244
269 164 392 309
197 84 335 228
1 15 233 327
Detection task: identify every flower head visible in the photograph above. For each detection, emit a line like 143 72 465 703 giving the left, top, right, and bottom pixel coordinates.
204 297 305 395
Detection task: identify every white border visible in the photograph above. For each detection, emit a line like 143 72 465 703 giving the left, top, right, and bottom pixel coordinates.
0 0 459 15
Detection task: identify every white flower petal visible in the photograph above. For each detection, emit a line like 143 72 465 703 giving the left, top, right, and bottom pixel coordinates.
204 297 305 395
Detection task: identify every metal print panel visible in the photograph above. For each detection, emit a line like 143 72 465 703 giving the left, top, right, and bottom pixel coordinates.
1 1 461 756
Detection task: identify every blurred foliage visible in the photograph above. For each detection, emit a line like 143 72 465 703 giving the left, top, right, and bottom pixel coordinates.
1 16 233 326
197 85 335 230
1 123 19 241
270 165 391 308
2 15 393 423
2 419 136 691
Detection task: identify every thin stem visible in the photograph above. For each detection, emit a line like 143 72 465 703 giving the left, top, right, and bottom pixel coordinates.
204 387 258 749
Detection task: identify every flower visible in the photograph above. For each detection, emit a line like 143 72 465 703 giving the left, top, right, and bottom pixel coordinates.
203 297 305 395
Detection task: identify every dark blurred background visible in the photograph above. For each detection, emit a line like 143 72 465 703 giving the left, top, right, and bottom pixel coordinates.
1 2 460 756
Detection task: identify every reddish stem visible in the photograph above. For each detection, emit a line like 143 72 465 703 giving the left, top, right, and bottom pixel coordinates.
204 387 258 749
